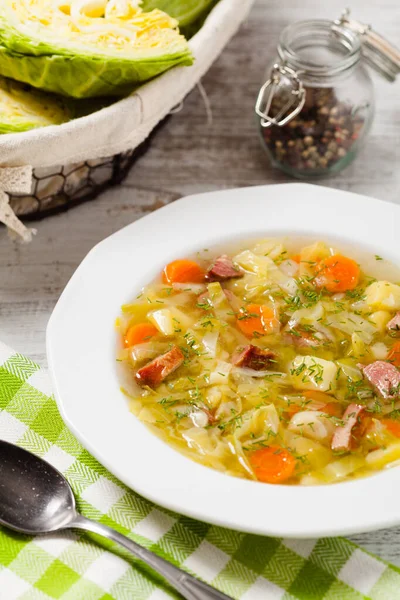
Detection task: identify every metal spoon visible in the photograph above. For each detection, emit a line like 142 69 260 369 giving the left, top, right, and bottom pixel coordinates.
0 440 232 600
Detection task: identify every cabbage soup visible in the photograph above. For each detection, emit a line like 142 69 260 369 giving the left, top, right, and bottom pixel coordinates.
116 238 400 485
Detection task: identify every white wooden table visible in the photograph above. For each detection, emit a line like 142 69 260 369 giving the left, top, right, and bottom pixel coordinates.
1 0 399 566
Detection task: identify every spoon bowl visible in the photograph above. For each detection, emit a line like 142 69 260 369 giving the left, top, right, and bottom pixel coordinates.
0 440 76 534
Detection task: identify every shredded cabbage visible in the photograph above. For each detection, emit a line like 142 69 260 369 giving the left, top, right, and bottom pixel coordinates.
202 331 219 357
288 411 336 444
326 312 376 344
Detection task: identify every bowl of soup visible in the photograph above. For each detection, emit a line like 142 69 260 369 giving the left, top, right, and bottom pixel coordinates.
47 183 400 537
117 237 400 486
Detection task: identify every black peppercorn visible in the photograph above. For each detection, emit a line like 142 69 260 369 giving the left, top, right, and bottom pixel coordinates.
260 86 366 177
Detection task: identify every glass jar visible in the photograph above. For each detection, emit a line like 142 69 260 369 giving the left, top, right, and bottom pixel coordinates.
256 13 400 179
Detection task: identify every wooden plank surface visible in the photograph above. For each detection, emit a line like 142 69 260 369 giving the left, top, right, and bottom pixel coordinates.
1 0 400 565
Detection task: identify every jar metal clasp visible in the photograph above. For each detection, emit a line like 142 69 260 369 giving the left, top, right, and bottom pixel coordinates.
333 9 400 82
255 63 306 128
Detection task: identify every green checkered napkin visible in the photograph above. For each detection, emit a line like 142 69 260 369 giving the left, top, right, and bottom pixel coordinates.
1 342 400 600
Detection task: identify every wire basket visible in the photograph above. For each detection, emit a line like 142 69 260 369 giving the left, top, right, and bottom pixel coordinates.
8 122 162 221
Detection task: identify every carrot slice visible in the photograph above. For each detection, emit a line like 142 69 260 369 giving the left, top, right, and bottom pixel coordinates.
237 304 279 337
292 254 301 264
302 391 342 416
124 323 159 348
162 259 205 284
388 342 400 368
321 402 343 417
249 446 296 484
284 404 302 417
314 254 360 292
382 418 400 438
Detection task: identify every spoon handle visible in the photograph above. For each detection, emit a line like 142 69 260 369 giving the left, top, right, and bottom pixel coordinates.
70 514 232 600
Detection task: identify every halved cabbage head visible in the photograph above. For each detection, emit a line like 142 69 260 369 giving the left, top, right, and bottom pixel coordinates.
0 76 72 133
0 1 193 98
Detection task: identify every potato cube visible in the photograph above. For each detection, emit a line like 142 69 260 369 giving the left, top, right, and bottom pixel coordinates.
369 310 392 332
149 308 192 335
365 281 400 310
290 355 338 392
365 443 400 469
371 342 388 360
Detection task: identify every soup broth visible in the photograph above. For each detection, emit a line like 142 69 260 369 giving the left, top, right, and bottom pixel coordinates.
117 237 400 485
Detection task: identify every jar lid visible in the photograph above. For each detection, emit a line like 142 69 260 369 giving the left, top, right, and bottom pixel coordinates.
334 9 400 82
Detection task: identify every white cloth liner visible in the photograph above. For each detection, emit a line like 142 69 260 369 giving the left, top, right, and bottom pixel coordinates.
0 166 36 242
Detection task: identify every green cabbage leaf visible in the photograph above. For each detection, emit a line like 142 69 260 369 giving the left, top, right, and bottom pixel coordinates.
0 76 73 133
0 1 193 98
179 1 220 39
141 0 218 28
